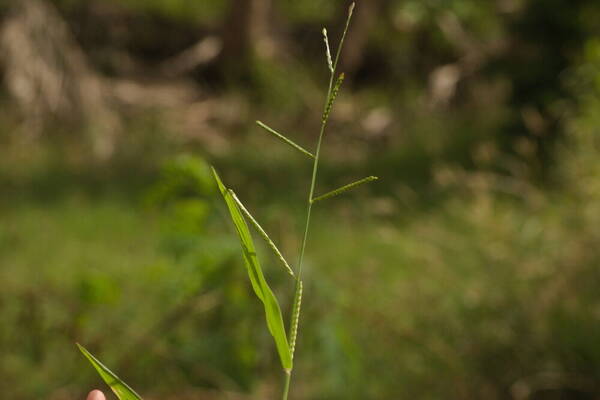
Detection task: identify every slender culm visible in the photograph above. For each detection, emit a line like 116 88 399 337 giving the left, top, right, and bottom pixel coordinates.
203 3 375 400
281 3 375 400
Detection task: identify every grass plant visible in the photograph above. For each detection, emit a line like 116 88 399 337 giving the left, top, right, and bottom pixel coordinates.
77 3 378 398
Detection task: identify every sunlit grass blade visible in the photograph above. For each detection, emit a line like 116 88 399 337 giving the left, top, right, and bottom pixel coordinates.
77 343 143 400
256 121 315 159
212 168 293 372
229 190 295 278
311 176 378 203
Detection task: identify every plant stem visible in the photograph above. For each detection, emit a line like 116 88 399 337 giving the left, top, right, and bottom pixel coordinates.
297 13 339 285
282 371 292 400
280 48 337 400
281 5 355 399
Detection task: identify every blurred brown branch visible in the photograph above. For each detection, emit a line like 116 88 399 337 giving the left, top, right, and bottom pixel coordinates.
0 0 119 159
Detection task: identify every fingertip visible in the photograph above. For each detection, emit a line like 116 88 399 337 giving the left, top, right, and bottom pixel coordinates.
86 389 106 400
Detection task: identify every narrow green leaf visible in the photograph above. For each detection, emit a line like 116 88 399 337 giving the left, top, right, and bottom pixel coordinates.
229 190 295 278
311 176 378 203
256 121 315 159
77 343 143 400
212 168 293 371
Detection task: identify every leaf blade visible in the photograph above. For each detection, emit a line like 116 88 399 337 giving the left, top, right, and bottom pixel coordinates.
212 168 293 371
77 343 143 400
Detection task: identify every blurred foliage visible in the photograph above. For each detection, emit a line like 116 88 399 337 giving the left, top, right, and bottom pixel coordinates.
54 0 228 23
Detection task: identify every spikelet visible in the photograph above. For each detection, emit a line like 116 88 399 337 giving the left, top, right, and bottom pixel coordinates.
322 73 345 123
322 28 334 73
289 280 303 358
311 176 378 203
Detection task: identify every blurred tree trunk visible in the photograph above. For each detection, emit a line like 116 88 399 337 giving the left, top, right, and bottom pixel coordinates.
0 0 119 159
220 0 253 65
214 0 274 84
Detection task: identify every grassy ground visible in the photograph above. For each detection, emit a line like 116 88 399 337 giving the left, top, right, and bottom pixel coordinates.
0 196 171 399
1 44 599 397
2 151 600 400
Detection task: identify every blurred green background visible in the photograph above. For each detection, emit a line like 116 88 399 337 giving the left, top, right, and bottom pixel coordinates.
1 0 600 399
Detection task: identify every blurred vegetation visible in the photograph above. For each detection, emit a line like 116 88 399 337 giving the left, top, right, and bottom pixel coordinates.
1 0 600 399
